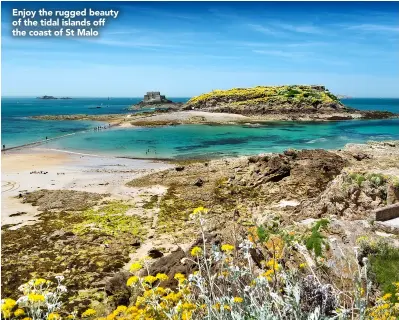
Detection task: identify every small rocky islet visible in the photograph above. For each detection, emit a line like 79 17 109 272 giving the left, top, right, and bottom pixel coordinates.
183 85 395 120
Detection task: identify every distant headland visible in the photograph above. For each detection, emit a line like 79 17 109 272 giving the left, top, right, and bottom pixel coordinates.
37 95 72 100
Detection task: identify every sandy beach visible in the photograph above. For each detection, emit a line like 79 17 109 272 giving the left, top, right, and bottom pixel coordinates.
1 147 172 228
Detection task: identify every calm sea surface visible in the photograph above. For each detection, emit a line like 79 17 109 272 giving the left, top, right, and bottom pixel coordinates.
1 97 398 159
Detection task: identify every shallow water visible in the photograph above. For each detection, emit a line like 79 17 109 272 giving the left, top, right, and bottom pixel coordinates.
1 97 189 147
2 97 398 158
44 119 399 159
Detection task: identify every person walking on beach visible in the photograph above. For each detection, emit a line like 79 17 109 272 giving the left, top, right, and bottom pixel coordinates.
2 144 5 150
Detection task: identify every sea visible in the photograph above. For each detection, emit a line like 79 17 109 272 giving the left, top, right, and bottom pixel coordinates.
1 97 398 159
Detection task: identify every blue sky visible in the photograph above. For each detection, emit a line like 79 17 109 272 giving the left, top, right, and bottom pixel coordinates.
1 1 399 97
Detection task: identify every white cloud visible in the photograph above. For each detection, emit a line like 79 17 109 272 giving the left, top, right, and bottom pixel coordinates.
247 24 281 35
253 49 308 58
347 24 399 32
272 22 324 34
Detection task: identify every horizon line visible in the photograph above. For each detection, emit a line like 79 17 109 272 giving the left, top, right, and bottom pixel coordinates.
2 96 399 99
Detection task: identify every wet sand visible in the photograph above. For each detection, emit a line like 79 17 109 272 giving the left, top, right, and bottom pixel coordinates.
1 147 173 228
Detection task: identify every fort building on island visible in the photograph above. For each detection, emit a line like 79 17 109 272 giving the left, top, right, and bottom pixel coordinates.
143 92 166 103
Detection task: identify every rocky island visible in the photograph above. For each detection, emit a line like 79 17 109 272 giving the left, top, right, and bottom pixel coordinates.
31 86 397 127
37 96 72 100
129 91 183 110
183 85 396 121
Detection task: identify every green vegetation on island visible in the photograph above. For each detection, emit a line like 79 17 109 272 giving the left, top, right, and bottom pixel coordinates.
185 85 397 121
185 85 346 114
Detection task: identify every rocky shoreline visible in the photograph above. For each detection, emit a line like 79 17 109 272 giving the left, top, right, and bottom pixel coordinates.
2 141 399 313
31 108 398 128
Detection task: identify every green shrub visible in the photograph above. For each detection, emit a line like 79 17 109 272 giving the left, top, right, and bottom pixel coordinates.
365 173 386 187
369 244 399 300
305 219 330 258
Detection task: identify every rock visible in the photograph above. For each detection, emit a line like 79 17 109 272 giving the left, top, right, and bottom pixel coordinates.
248 155 260 163
104 271 131 307
387 184 399 205
353 152 371 161
299 171 392 220
175 166 185 172
23 189 106 212
48 230 75 241
249 248 265 268
140 248 190 288
361 110 396 119
193 178 204 187
148 249 164 259
131 240 141 247
283 149 297 157
140 233 222 288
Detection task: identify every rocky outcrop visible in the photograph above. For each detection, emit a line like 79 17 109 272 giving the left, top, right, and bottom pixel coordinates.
184 85 397 120
37 95 58 100
131 92 183 110
139 233 222 288
36 96 72 100
227 149 347 201
23 189 107 211
299 172 399 220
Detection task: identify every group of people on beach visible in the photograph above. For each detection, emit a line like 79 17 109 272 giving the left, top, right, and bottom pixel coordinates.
94 124 111 131
30 170 48 175
145 148 157 155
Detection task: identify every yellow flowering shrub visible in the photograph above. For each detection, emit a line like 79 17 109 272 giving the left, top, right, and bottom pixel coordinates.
190 246 202 257
221 244 235 252
82 308 97 318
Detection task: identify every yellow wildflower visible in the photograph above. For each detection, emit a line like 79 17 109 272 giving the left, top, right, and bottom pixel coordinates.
34 278 47 286
126 306 138 313
299 263 306 269
2 310 11 318
21 318 32 320
143 275 157 284
135 296 145 307
221 244 235 252
115 305 127 314
382 293 392 301
190 246 202 257
155 287 166 296
129 262 142 272
155 273 169 281
260 269 274 281
14 308 25 316
2 298 17 310
233 297 243 303
182 310 193 320
27 293 45 303
182 302 196 310
266 259 280 270
192 206 208 215
212 303 221 311
174 273 186 282
126 276 139 286
223 305 231 310
81 308 97 317
47 313 61 320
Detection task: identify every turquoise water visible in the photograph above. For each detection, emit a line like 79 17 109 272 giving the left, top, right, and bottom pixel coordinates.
1 97 189 147
44 119 399 159
1 97 398 158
